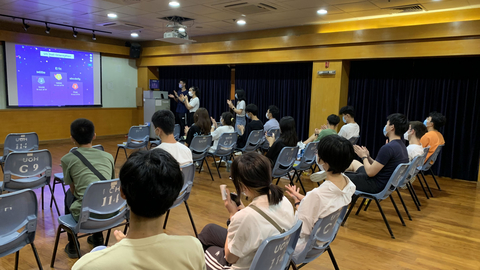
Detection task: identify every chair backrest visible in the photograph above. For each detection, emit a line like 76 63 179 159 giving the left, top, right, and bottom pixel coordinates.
242 129 264 152
376 163 409 200
170 163 195 210
296 142 318 171
249 220 303 270
3 150 52 191
126 126 150 148
349 135 360 145
0 189 38 258
77 179 128 233
213 132 238 157
272 146 299 178
414 146 430 175
189 135 213 162
422 144 444 171
2 132 39 159
293 206 348 264
174 124 181 141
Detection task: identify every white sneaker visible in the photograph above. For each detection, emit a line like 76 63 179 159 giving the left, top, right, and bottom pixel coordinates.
310 171 327 183
234 151 243 156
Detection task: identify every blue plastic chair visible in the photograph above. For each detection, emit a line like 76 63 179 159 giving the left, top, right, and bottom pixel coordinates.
0 132 39 172
236 129 264 153
163 163 198 237
114 125 150 164
174 124 181 141
273 146 299 187
341 163 410 239
189 135 214 181
292 206 348 270
418 144 444 196
348 135 360 145
0 190 43 270
249 220 303 270
207 132 237 179
50 179 129 266
293 142 318 194
1 149 60 216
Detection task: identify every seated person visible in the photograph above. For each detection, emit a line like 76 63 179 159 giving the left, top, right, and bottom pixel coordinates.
338 105 360 140
62 118 115 258
285 135 356 256
421 111 446 162
197 152 296 270
152 110 193 166
303 114 340 145
72 149 206 270
264 105 280 132
210 112 235 153
237 103 264 149
344 113 409 193
185 107 211 147
404 121 428 161
266 116 298 165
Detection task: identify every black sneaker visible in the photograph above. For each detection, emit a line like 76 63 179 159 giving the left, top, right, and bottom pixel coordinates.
87 235 104 247
64 243 79 259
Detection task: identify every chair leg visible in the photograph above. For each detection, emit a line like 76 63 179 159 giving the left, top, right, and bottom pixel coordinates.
364 199 372 211
184 201 198 237
295 171 307 194
396 189 412 221
327 246 340 270
50 180 57 208
163 210 170 229
341 195 359 226
213 156 222 178
409 182 421 206
429 168 442 190
407 182 421 211
41 186 44 210
204 158 215 181
123 223 129 235
123 148 128 160
289 260 300 270
355 198 366 216
105 229 111 246
114 147 120 164
417 175 430 199
50 226 62 267
48 183 61 216
420 171 434 197
275 177 280 185
31 243 44 270
374 198 395 239
389 195 405 226
15 251 19 270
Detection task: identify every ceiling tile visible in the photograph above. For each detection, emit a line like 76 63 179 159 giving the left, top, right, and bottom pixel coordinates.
279 0 329 9
422 0 471 10
58 2 104 13
203 11 242 20
335 1 380 12
81 0 123 9
23 0 77 6
181 4 222 15
129 0 196 12
347 8 397 18
109 6 151 16
0 0 54 13
323 0 367 4
370 0 419 8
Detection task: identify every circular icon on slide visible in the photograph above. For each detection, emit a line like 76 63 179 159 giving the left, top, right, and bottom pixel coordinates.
72 83 79 90
37 77 45 84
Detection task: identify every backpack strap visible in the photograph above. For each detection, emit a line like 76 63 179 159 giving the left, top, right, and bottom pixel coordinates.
249 204 285 233
71 149 107 181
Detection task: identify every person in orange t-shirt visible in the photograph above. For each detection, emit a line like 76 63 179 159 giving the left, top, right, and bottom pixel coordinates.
420 112 446 162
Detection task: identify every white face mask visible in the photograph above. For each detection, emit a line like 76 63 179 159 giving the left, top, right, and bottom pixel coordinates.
235 94 238 99
343 116 347 124
188 91 193 97
265 112 269 119
179 84 183 89
404 131 410 141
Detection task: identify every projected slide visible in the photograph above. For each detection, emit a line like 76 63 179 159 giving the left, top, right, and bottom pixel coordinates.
5 43 101 107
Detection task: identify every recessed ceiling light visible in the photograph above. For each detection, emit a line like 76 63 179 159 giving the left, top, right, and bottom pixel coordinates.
131 32 139 38
169 1 180 7
317 9 328 15
237 19 246 25
107 13 117 18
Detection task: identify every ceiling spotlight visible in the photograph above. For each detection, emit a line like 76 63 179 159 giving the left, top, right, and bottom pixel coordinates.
92 31 96 41
131 32 139 38
236 19 246 25
45 23 51 34
72 27 78 38
169 1 180 7
107 13 117 18
317 9 328 15
178 27 185 33
22 19 30 31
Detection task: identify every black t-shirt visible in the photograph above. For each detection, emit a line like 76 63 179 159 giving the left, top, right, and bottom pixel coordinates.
374 139 409 189
266 140 287 166
237 120 263 148
185 124 209 146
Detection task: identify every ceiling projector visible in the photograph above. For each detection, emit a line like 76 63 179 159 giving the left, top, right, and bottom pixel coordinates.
157 30 196 44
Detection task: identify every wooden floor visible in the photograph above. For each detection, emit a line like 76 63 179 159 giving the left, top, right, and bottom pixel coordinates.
1 135 479 270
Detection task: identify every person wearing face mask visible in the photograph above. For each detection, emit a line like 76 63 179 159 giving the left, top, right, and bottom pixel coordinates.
168 79 189 136
404 121 428 161
236 103 264 149
420 111 446 162
344 113 409 193
151 110 192 167
264 105 280 132
285 135 356 257
338 105 360 140
180 87 200 127
227 89 246 135
209 112 235 153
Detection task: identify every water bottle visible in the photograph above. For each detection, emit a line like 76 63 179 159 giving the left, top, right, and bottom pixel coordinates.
226 160 232 172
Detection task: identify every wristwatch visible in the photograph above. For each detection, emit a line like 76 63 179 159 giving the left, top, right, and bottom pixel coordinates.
362 156 368 161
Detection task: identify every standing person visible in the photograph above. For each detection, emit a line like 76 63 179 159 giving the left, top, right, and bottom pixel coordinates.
404 121 428 161
184 107 211 147
180 86 200 127
264 105 280 132
236 103 263 149
421 111 446 161
168 79 189 136
338 105 360 140
265 116 298 166
227 89 246 135
210 112 235 153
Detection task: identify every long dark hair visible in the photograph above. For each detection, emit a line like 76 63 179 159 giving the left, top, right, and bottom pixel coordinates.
278 116 298 147
231 152 283 205
194 108 211 135
221 111 235 127
235 89 246 102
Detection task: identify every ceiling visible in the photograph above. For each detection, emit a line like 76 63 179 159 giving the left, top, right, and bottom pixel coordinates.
0 0 479 41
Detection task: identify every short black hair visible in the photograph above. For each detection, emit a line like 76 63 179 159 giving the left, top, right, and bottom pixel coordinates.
268 105 280 119
429 111 446 130
180 78 187 85
191 86 200 96
245 103 258 116
70 118 95 145
120 149 183 218
410 121 427 140
387 113 409 136
151 110 175 135
235 89 246 101
339 106 355 118
317 135 354 174
327 114 340 126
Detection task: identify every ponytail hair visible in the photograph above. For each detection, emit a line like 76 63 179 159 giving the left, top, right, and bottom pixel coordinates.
221 111 235 127
231 152 283 205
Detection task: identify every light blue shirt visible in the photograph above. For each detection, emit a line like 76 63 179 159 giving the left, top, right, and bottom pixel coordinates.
264 118 279 132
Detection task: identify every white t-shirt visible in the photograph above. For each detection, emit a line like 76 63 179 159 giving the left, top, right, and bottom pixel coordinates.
228 195 296 270
209 125 234 152
338 123 360 140
407 144 424 161
236 100 246 117
189 97 199 113
154 142 193 166
293 174 356 256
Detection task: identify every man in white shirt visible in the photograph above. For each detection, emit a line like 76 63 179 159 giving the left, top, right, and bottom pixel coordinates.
152 110 193 166
405 120 428 161
338 105 360 140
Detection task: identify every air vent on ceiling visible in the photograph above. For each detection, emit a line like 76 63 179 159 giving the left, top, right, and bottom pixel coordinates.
385 4 425 13
157 16 194 23
97 22 143 31
225 3 276 15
